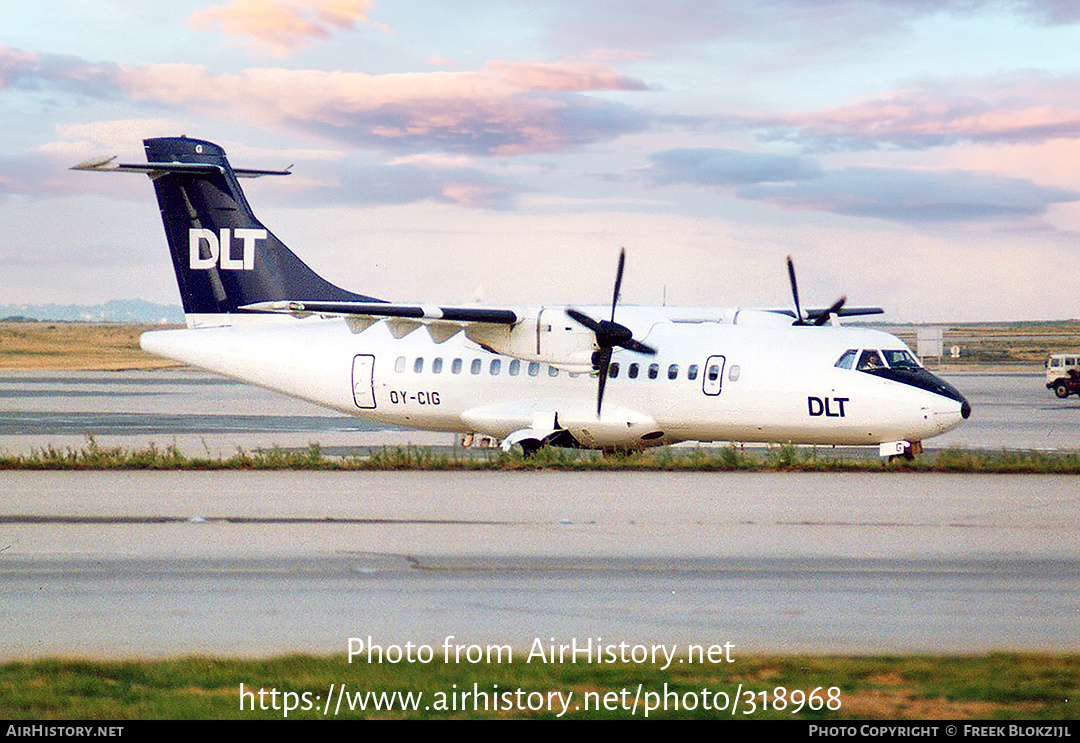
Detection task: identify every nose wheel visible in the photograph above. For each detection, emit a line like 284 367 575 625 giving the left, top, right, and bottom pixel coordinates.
881 440 922 461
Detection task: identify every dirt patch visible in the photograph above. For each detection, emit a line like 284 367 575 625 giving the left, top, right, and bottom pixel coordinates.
0 322 182 370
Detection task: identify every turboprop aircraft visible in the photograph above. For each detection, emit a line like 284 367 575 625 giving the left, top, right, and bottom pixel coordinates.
73 136 969 457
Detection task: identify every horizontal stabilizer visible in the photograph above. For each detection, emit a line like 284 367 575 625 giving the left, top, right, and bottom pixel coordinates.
71 156 291 178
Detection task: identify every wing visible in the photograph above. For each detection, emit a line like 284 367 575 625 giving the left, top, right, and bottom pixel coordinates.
766 307 885 321
240 300 520 343
241 300 518 325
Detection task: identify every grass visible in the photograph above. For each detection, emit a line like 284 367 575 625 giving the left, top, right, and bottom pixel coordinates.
4 438 1080 473
1 653 1075 719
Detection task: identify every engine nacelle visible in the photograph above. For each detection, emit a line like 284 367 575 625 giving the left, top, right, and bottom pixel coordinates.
732 309 796 327
465 308 595 371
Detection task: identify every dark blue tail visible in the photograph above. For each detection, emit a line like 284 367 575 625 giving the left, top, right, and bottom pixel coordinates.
143 137 379 320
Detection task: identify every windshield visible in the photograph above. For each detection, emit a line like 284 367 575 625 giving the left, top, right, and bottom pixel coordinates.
881 349 920 370
856 350 884 372
835 349 857 369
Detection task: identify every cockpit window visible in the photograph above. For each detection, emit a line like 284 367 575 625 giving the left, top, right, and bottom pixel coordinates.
882 350 920 370
835 349 857 370
856 350 884 372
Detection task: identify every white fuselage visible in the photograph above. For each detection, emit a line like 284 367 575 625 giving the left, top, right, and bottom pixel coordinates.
140 306 966 450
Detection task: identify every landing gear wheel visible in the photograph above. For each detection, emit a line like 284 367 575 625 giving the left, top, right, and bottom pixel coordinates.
518 440 542 457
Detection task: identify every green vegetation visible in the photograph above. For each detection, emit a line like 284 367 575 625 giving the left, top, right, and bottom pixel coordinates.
1 653 1075 719
4 438 1080 473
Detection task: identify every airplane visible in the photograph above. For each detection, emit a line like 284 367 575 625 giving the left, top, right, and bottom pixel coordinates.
73 136 970 458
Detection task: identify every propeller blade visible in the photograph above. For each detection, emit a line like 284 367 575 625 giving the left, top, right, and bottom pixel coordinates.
813 295 847 326
611 248 625 322
623 338 657 355
566 308 601 333
595 346 613 416
786 255 804 325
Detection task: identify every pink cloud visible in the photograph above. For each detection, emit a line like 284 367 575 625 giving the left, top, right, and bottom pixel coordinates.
756 83 1080 150
0 46 650 156
188 0 376 57
114 60 648 154
485 60 648 93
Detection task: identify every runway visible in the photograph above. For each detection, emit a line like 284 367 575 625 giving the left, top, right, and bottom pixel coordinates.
1 469 1078 657
1 371 1079 658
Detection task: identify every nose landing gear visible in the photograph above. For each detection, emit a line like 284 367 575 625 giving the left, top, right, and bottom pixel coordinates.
880 440 922 461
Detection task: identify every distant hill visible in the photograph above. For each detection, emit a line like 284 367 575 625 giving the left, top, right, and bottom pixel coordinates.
0 300 184 325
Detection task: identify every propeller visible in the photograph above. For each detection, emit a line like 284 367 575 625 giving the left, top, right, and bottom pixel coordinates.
813 295 847 326
786 255 804 325
567 248 657 417
786 255 847 326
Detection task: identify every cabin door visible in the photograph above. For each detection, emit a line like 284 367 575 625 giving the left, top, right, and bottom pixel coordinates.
352 354 376 409
702 355 725 396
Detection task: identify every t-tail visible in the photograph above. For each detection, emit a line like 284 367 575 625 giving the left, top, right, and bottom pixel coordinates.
73 136 380 327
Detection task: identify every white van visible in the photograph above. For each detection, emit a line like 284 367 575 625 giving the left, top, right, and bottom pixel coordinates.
1046 353 1080 397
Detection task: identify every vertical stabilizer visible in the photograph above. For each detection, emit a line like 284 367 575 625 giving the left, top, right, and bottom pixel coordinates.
78 136 380 327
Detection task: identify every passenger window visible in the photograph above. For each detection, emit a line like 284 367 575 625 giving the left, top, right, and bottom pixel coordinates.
395 356 406 373
857 350 884 372
835 349 857 370
452 358 462 374
413 357 424 373
509 359 520 376
729 364 740 382
628 363 639 379
648 363 659 379
609 362 619 378
470 359 482 375
432 358 443 374
667 364 679 380
548 365 559 377
490 359 501 375
687 364 698 380
528 361 540 376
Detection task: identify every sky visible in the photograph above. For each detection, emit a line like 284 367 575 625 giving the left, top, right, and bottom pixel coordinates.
3 0 1080 322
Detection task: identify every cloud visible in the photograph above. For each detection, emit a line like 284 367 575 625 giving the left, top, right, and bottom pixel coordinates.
0 46 650 156
644 147 821 186
750 75 1080 152
267 160 522 209
641 146 1080 224
0 151 143 201
1015 0 1080 24
545 0 1080 54
7 135 519 210
188 0 377 57
738 166 1080 223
